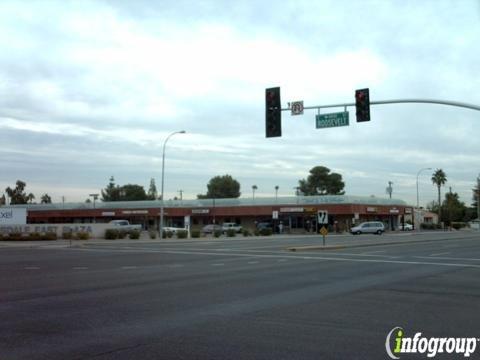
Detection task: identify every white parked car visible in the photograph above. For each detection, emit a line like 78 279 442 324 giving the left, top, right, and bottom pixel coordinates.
222 222 242 233
399 223 413 231
469 219 480 230
108 220 142 231
162 226 187 234
350 221 385 235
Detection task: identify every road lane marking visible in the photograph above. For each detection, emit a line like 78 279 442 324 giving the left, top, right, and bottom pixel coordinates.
429 252 450 257
248 261 259 264
211 263 225 266
277 259 288 262
361 250 387 255
68 247 480 269
72 267 88 270
415 256 480 262
121 266 138 270
167 264 184 268
24 266 40 270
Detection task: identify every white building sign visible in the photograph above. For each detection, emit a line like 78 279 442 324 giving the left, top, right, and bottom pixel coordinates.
0 207 27 225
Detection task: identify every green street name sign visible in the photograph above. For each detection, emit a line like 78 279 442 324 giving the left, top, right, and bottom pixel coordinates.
316 111 349 129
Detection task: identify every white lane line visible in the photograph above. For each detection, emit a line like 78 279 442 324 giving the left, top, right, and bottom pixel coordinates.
277 259 288 262
24 266 40 270
121 266 138 270
248 261 259 264
361 250 387 255
429 252 450 257
415 256 480 262
69 247 480 269
211 263 225 266
72 267 88 270
167 264 184 268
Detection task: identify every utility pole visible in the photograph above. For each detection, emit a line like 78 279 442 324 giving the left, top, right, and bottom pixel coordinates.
178 190 183 201
477 175 480 224
386 181 393 199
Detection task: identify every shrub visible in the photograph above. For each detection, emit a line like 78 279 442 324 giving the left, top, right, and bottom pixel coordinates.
177 230 188 239
118 230 127 239
28 232 42 241
254 229 260 236
8 232 23 241
63 232 73 240
191 230 200 238
214 230 222 238
149 231 157 239
161 230 167 239
129 230 140 239
242 229 251 237
451 222 466 230
44 232 57 241
76 232 90 240
105 229 119 240
166 231 173 238
226 229 236 237
259 228 273 236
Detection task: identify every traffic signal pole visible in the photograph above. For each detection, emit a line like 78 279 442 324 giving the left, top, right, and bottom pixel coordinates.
281 98 480 112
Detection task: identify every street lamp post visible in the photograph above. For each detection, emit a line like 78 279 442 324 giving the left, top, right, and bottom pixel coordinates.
89 193 99 223
159 130 186 238
416 167 432 208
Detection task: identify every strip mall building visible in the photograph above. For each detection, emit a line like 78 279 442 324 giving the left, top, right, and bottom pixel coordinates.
19 195 413 233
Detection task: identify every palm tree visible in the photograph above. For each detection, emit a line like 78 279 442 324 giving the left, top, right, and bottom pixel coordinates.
431 169 447 222
252 185 258 200
274 185 279 201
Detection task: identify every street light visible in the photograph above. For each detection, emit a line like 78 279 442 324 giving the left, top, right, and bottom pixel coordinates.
416 167 432 208
89 193 99 223
159 130 186 238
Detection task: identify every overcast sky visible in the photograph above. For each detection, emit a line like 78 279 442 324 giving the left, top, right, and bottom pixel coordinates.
0 0 479 207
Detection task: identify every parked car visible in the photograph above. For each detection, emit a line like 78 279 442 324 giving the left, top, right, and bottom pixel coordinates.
399 223 413 231
201 224 223 235
162 226 187 234
222 222 242 233
256 222 272 230
350 221 385 235
108 220 142 232
469 219 480 230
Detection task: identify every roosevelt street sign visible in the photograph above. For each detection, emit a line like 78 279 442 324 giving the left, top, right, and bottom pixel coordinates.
316 111 349 129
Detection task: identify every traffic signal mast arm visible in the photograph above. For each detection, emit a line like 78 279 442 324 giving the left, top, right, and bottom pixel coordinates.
281 98 480 112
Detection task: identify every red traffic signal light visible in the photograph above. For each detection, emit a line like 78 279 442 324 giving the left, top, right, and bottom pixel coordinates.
355 88 370 122
265 87 281 138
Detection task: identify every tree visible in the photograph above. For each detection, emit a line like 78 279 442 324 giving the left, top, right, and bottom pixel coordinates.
101 176 120 202
197 174 241 199
252 185 258 199
40 194 52 204
431 169 447 222
0 194 5 206
298 166 345 195
5 180 35 205
147 178 158 200
119 184 148 201
442 191 466 224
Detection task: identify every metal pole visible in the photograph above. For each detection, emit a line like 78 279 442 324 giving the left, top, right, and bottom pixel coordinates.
159 131 186 239
282 99 480 112
416 167 432 208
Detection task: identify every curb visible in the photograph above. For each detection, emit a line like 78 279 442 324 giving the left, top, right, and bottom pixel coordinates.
286 235 479 252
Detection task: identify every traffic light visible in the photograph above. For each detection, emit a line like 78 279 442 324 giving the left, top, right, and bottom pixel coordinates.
265 87 281 138
355 88 370 122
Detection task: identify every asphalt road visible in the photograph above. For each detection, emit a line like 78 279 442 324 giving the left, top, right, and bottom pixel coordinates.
1 231 480 359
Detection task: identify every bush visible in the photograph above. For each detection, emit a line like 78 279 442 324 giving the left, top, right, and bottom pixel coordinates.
242 229 251 237
259 228 273 236
166 231 174 238
28 232 42 241
149 231 157 239
8 232 23 241
105 229 119 240
76 232 90 240
254 229 260 236
44 232 57 241
226 229 236 237
118 230 127 239
214 230 222 238
191 230 200 238
451 222 467 230
63 232 73 240
129 230 141 239
177 230 188 239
